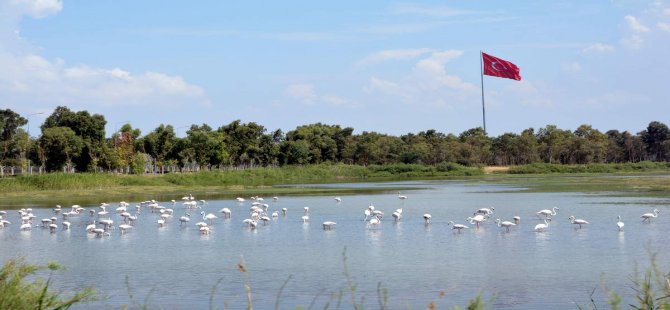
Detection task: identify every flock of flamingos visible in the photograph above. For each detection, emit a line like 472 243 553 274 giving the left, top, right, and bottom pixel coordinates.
0 192 662 237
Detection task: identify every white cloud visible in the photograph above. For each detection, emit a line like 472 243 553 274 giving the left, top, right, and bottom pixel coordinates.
0 0 207 108
284 83 353 107
583 43 615 53
412 50 476 91
561 62 582 72
7 0 62 18
285 83 317 104
658 22 670 32
621 34 644 49
625 15 650 33
390 3 475 17
364 77 407 98
357 48 434 66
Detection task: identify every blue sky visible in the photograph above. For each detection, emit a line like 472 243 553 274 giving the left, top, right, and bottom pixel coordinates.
1 0 669 137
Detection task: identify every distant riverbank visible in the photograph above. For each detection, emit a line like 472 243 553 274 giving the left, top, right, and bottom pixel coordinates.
0 162 668 208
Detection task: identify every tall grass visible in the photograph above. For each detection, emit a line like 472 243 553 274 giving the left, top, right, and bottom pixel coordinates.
0 163 481 193
0 258 95 309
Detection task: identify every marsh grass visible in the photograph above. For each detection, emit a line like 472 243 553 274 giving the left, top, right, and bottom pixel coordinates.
0 258 95 310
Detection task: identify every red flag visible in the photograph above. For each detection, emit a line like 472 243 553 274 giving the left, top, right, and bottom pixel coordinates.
482 52 521 81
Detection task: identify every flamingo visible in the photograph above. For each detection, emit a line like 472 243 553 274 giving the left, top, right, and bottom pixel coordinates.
495 219 516 232
534 219 550 232
236 197 245 202
392 210 402 222
616 215 624 231
568 216 589 229
423 214 432 224
200 211 218 224
641 209 660 222
398 192 407 200
62 221 71 230
93 228 108 237
199 226 211 235
86 221 97 233
364 209 371 221
273 196 279 201
119 224 133 234
447 221 468 233
537 207 559 218
368 217 381 227
513 216 521 225
49 223 58 233
219 208 232 218
334 197 342 203
322 221 336 230
466 214 486 228
179 214 190 225
281 208 287 216
474 207 494 216
243 219 257 228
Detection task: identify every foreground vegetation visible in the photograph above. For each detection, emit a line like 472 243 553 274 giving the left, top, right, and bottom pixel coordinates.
0 258 95 310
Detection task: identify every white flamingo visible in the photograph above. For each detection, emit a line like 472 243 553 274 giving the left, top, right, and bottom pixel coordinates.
219 208 232 218
568 215 589 229
534 219 550 232
495 219 517 232
201 211 218 224
334 197 342 203
616 215 624 231
466 214 486 228
641 209 660 222
397 192 407 200
179 214 190 225
474 207 494 216
513 216 521 225
119 224 133 234
537 207 559 218
423 213 432 224
322 221 336 230
447 221 468 233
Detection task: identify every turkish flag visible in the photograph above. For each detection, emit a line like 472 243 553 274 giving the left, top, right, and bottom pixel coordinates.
482 52 521 81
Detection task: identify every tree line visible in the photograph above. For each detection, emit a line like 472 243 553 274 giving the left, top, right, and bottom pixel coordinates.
0 106 668 174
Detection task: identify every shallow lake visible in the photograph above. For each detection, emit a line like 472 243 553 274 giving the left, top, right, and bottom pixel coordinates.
1 180 669 309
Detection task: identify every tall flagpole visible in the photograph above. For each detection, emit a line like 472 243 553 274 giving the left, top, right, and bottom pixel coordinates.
480 51 486 134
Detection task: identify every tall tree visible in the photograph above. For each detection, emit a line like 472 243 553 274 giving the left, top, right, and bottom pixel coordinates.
0 109 28 165
38 127 84 172
640 121 669 161
140 124 177 173
41 106 107 171
218 120 265 166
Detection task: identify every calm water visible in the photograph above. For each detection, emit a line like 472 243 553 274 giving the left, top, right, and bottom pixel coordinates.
1 180 669 309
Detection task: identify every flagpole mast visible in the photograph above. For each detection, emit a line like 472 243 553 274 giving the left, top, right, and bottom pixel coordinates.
480 50 486 134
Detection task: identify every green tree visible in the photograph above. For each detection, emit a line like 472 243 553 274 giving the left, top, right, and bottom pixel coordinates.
140 124 177 173
458 127 491 165
640 121 669 161
218 120 265 166
0 109 28 166
41 106 107 171
186 124 227 169
38 127 84 172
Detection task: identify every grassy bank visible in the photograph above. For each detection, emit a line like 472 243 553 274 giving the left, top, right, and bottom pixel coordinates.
1 162 669 207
